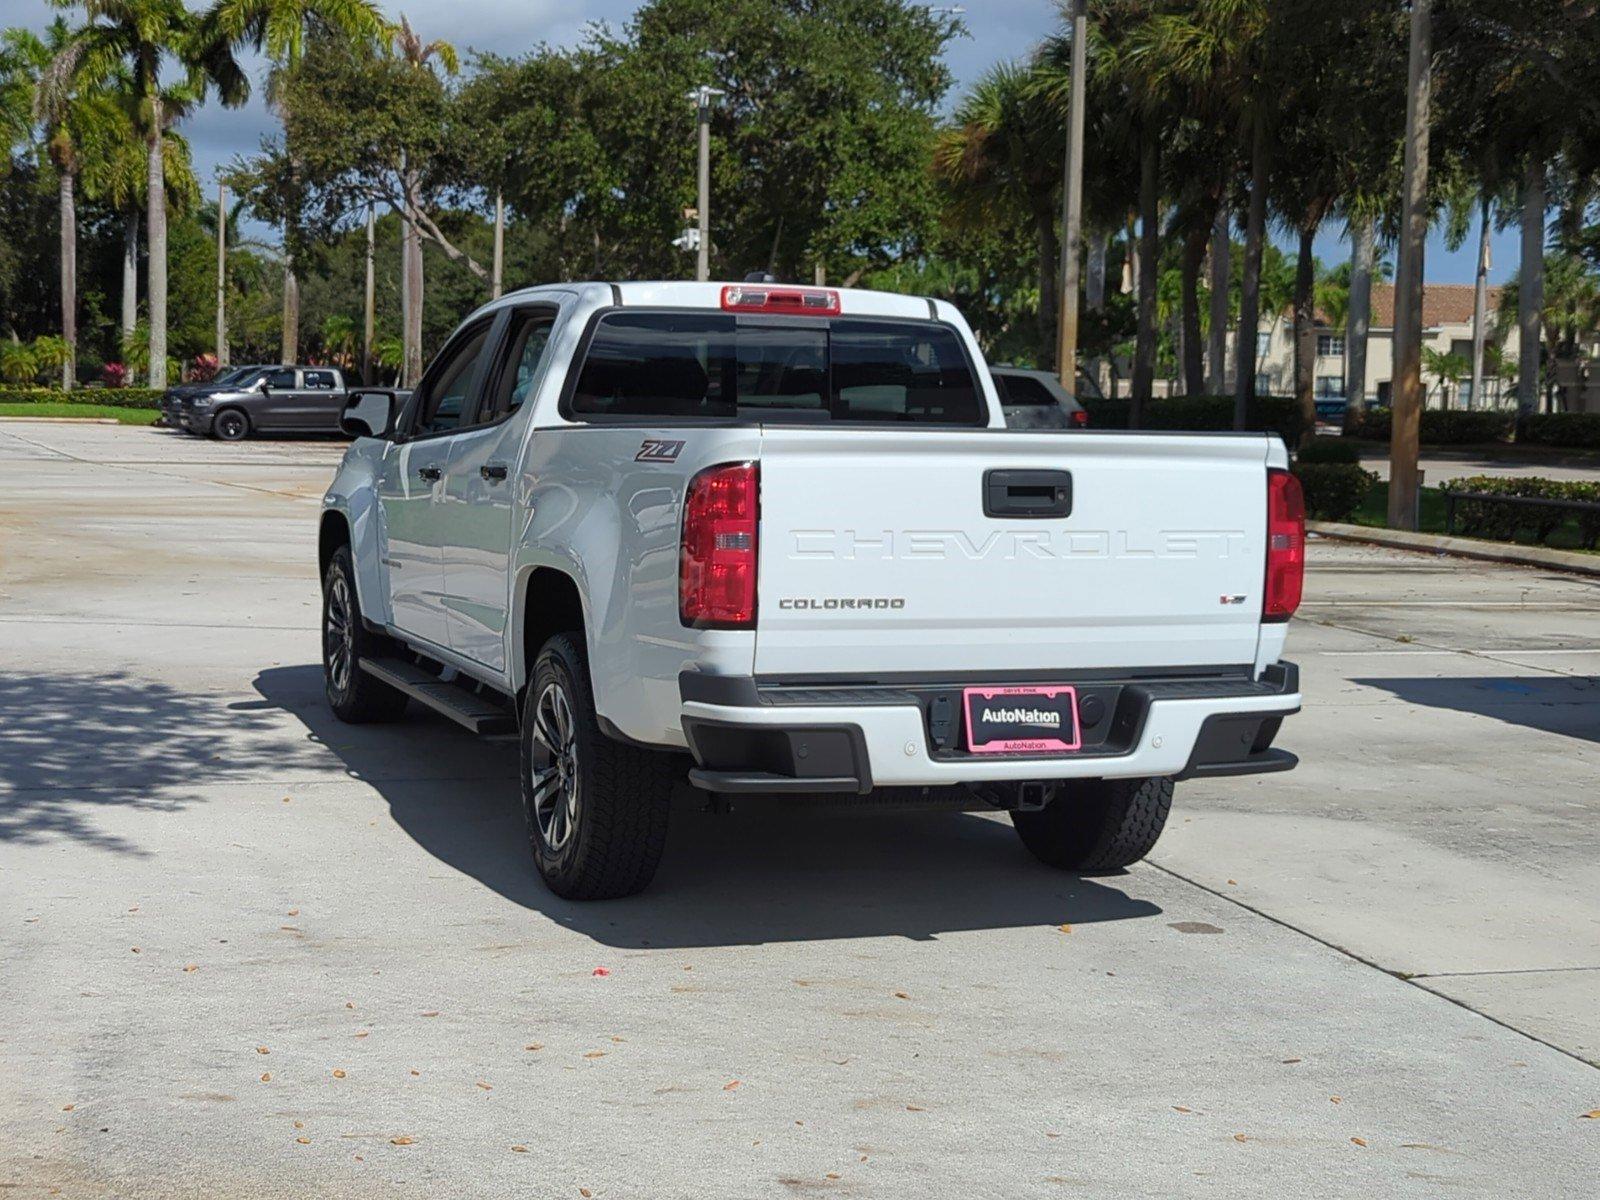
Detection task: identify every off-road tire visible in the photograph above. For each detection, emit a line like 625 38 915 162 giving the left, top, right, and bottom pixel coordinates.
1011 776 1174 872
212 407 250 441
521 633 675 900
322 545 408 723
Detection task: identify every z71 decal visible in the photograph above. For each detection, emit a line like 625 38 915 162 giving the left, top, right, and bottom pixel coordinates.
635 438 686 462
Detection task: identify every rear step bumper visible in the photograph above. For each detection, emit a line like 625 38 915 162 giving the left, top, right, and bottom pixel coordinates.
680 663 1299 792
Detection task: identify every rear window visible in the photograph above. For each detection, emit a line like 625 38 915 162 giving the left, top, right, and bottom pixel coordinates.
568 312 984 425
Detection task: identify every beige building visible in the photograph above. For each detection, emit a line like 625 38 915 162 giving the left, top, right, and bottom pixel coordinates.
1245 283 1519 409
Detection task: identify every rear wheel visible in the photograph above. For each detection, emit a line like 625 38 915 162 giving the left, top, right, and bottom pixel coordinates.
213 407 250 441
322 546 408 723
1010 776 1174 873
521 633 675 900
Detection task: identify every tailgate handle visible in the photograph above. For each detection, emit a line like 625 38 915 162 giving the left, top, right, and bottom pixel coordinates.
983 469 1072 519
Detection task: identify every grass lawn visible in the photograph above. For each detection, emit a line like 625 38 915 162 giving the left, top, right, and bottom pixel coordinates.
0 402 158 425
1349 481 1596 553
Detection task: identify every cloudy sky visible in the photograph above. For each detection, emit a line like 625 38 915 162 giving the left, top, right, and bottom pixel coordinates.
14 0 1508 285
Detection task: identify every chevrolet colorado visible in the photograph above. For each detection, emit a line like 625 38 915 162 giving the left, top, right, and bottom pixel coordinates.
319 281 1303 899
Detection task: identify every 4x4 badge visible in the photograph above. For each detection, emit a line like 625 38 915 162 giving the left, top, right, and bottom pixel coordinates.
635 438 686 462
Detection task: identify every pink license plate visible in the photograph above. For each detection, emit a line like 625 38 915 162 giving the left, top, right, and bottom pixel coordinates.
962 685 1082 754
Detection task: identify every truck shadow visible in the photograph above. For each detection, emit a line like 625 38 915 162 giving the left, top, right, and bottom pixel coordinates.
249 664 1163 947
1351 675 1600 744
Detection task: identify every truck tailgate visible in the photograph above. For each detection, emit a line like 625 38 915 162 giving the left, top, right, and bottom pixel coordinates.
753 428 1272 677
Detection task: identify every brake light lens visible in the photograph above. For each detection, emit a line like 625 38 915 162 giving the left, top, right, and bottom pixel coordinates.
1069 408 1090 428
720 285 840 317
681 462 759 628
1264 468 1305 622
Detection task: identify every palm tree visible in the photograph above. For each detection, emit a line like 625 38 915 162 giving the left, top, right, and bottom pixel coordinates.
386 15 458 386
321 313 357 369
934 63 1066 371
208 0 388 365
52 0 247 389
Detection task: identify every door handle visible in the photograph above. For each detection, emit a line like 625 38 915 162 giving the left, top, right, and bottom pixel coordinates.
417 465 441 482
983 469 1072 518
480 462 508 482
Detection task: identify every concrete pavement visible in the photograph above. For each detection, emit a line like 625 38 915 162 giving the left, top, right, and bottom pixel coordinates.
2 421 1597 1198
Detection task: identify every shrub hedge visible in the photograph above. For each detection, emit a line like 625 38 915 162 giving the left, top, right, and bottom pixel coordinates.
0 387 163 410
1292 461 1378 521
1441 474 1600 549
1081 394 1306 445
1516 412 1600 449
1346 406 1514 445
1294 438 1362 464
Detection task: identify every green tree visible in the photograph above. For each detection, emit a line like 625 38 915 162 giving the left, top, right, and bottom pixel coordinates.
50 0 248 387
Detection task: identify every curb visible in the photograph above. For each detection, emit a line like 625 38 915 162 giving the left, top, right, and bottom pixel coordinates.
0 416 121 425
1308 520 1600 577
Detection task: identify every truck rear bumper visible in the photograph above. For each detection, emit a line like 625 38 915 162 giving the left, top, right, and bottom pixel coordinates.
679 663 1299 793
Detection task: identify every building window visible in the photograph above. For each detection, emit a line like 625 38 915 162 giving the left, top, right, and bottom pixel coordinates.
1317 334 1345 357
1256 331 1271 357
1255 373 1271 395
1315 375 1344 398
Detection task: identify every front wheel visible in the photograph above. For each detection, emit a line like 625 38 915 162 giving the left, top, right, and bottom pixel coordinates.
521 633 675 900
322 546 408 723
212 408 250 441
1010 776 1174 873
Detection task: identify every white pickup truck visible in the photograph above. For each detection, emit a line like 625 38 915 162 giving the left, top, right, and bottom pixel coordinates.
320 281 1303 899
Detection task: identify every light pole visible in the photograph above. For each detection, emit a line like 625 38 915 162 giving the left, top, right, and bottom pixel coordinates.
1056 0 1087 392
687 85 724 282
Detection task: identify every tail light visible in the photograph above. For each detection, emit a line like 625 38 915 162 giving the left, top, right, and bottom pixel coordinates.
681 462 759 628
1264 468 1305 622
720 285 840 316
1069 408 1090 428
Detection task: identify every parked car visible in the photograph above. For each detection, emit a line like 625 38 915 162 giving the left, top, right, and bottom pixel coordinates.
990 365 1097 429
181 366 351 440
319 281 1304 900
159 364 274 427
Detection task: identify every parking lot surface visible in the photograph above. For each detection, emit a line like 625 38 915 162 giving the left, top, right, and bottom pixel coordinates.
2 420 1597 1198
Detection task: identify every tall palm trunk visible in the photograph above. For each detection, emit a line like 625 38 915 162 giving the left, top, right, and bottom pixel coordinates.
492 190 505 300
1345 217 1374 425
1468 196 1491 411
1130 132 1159 424
1388 0 1432 530
281 241 299 365
1086 231 1106 310
1292 223 1318 447
1207 205 1229 394
402 165 424 386
58 168 76 391
146 96 168 390
216 183 228 368
362 204 375 386
1180 221 1207 397
1034 205 1060 373
1234 114 1269 427
121 212 138 341
1518 158 1545 415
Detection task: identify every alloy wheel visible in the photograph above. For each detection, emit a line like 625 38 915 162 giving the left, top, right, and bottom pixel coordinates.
530 681 580 852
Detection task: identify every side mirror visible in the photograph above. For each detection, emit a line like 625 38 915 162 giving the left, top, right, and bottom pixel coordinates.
340 390 398 439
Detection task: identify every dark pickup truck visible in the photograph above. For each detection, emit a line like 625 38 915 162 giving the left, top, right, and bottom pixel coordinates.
178 366 351 440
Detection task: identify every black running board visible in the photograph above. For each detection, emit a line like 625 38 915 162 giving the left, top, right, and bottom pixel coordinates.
359 657 516 736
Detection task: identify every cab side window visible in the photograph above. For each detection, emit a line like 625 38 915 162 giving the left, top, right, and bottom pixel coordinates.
411 321 493 437
266 368 296 389
486 311 557 421
304 370 337 390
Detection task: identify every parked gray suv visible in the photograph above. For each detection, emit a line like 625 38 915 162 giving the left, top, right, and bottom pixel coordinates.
180 366 351 440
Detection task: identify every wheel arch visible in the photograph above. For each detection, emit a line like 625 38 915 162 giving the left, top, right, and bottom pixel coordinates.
515 565 588 698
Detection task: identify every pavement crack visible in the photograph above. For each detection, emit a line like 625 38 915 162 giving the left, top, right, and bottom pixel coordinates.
1408 965 1600 979
1145 860 1600 1073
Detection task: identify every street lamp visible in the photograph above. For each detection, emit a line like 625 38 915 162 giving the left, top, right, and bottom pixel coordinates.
686 85 725 282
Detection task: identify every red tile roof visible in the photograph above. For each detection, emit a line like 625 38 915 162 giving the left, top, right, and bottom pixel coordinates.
1371 282 1500 329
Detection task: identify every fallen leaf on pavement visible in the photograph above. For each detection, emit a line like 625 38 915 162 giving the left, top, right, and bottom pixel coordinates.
1058 923 1072 934
287 909 299 917
524 1043 544 1051
183 964 198 973
256 1047 269 1055
511 1145 527 1153
477 1081 493 1091
1282 1058 1302 1065
390 1136 414 1146
1227 879 1237 886
354 1031 368 1039
420 1011 440 1018
1330 1096 1341 1104
260 1073 271 1083
592 968 611 977
296 1137 310 1145
130 947 140 954
1351 1137 1367 1147
1172 1106 1191 1114
583 1051 606 1059
723 1080 741 1091
1233 1134 1249 1143
62 1105 74 1112
826 1173 841 1180
293 1121 303 1130
905 1105 926 1113
1581 1110 1600 1120
580 1189 592 1198
409 1070 420 1077
332 1070 346 1079
893 992 909 1000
